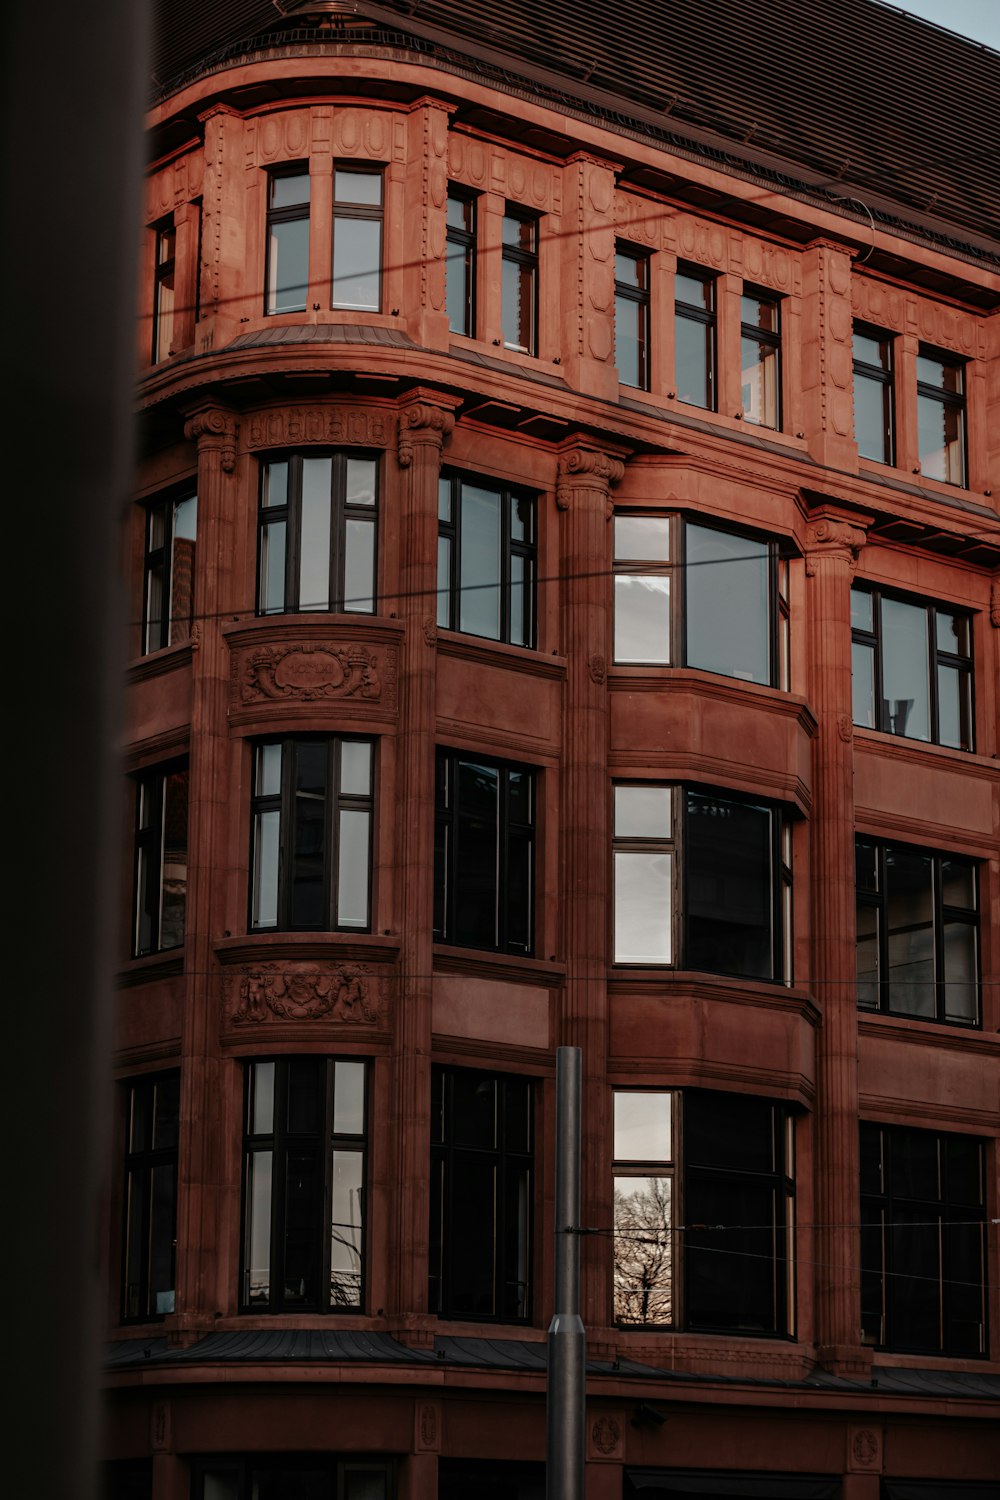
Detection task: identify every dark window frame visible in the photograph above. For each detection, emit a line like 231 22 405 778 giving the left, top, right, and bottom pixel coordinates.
674 262 717 411
856 837 980 1027
612 1088 795 1338
446 185 477 337
501 204 539 355
614 242 651 390
240 1057 369 1314
332 164 384 312
861 1122 987 1356
429 1065 534 1323
434 749 535 956
256 449 379 616
151 217 176 363
612 782 789 984
249 735 375 934
916 343 968 488
853 321 896 465
132 761 189 957
740 284 782 430
191 1455 395 1500
121 1072 180 1323
437 471 536 647
850 583 974 750
612 512 790 688
142 489 198 655
264 165 311 316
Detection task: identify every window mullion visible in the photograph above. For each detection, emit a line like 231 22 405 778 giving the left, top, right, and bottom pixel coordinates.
277 742 292 931
330 454 344 612
271 1064 287 1309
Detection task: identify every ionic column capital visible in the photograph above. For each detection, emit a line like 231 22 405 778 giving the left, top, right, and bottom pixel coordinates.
804 513 868 576
183 404 238 472
396 392 460 467
556 443 626 512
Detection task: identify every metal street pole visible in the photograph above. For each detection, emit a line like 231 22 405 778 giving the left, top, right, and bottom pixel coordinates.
546 1046 585 1500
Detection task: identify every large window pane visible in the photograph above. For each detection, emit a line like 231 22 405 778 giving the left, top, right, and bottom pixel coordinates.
686 524 769 685
337 809 371 928
686 793 773 979
614 851 671 963
613 1176 672 1324
675 314 712 407
333 218 381 309
459 484 502 639
885 848 934 1016
330 1150 364 1307
614 575 669 663
614 785 671 839
613 1093 671 1161
880 597 930 741
298 458 332 610
267 218 309 314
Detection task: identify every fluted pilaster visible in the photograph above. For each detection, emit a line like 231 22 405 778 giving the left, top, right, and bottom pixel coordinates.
557 440 624 1337
804 508 871 1375
390 391 458 1332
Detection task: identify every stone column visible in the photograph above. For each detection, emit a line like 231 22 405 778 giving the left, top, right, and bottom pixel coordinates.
559 153 619 401
174 403 240 1333
389 391 458 1336
404 98 455 352
804 508 870 1376
557 441 624 1340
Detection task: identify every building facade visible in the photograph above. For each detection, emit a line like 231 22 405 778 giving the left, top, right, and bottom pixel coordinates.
108 2 1000 1496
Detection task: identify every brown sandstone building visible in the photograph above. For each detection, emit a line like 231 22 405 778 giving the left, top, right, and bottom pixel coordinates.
107 1 1000 1496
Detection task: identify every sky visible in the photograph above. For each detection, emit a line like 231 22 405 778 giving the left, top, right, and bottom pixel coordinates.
892 0 1000 48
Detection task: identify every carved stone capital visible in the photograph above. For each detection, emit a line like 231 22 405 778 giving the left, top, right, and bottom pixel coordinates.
804 516 867 576
991 577 1000 628
184 405 238 472
556 445 625 512
397 400 456 467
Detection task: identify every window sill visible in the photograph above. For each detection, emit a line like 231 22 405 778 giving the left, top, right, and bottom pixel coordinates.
116 950 185 988
437 629 566 679
126 638 195 684
215 931 401 966
433 944 566 987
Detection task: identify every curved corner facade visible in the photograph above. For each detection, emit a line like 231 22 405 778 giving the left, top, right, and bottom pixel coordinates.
108 10 1000 1500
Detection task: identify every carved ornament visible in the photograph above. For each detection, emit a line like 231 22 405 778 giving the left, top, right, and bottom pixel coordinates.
422 618 438 648
236 643 390 706
229 965 380 1025
991 578 1000 628
556 446 625 510
590 1416 622 1458
836 713 853 743
416 1403 440 1451
184 408 238 472
247 408 392 451
588 654 607 685
804 517 867 576
397 402 456 468
849 1427 882 1471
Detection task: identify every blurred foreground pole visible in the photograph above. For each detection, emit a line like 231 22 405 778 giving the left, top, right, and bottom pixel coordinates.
546 1046 585 1500
0 0 149 1494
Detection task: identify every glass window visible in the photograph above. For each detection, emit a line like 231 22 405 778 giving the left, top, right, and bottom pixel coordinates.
501 208 538 354
674 266 716 410
740 289 781 428
856 838 979 1026
917 346 967 486
437 474 535 646
860 1123 985 1356
614 245 650 390
133 764 188 956
143 491 197 654
242 1058 367 1312
446 188 477 337
853 324 895 464
612 783 787 983
851 585 973 749
613 514 787 687
195 1458 391 1500
613 1089 793 1336
434 751 534 955
332 169 382 311
152 219 175 362
258 452 377 615
429 1066 533 1321
122 1073 179 1321
265 170 310 316
250 738 373 933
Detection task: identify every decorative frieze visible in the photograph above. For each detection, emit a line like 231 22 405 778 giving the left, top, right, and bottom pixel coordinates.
246 407 394 451
233 641 393 707
228 964 380 1025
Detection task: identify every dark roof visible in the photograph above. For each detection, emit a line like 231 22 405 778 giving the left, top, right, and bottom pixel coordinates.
151 0 1000 259
104 1333 1000 1403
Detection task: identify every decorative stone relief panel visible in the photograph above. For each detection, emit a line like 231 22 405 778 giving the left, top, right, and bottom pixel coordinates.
588 1414 624 1461
332 106 406 163
251 109 312 166
673 212 729 271
245 406 394 450
423 104 450 314
905 296 985 360
227 964 381 1025
489 147 562 214
851 277 906 332
231 641 398 711
734 232 801 295
614 190 668 249
447 133 490 189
